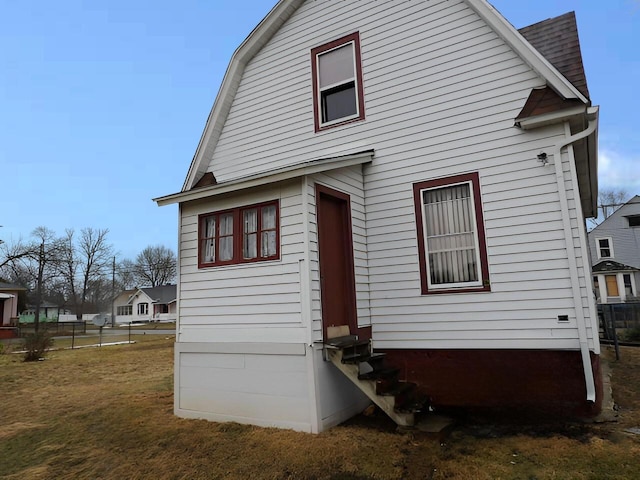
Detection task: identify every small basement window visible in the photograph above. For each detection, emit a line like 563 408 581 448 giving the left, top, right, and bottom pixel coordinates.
311 32 365 131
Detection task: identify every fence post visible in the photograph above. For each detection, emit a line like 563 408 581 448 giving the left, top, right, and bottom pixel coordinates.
605 304 620 360
71 323 75 349
129 322 131 344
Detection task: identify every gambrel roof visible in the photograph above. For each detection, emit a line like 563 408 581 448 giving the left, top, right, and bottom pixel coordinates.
162 0 591 201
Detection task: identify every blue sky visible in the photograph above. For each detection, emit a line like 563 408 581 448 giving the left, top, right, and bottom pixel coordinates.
1 0 638 259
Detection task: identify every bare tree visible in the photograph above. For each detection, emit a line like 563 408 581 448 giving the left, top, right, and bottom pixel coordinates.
58 229 79 314
133 245 176 287
116 258 137 290
30 227 64 331
77 228 113 319
598 188 630 220
588 188 631 229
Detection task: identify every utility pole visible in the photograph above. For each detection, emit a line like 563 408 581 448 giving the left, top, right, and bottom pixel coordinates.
111 256 116 327
34 241 44 333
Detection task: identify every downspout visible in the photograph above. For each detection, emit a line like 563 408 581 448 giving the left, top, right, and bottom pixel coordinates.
550 106 598 403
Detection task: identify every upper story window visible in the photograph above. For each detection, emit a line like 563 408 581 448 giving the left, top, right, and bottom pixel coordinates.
596 237 613 259
627 215 640 227
199 200 279 268
413 172 490 294
311 32 365 132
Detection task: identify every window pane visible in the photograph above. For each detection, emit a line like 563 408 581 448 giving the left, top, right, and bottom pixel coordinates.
318 43 354 88
244 209 257 234
243 209 258 259
220 213 234 235
202 238 215 263
219 237 233 261
423 183 478 285
624 274 633 296
262 205 276 229
262 231 277 257
322 83 356 122
244 233 257 259
205 216 216 238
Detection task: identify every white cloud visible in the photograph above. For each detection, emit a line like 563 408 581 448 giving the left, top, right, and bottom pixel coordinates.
598 148 640 194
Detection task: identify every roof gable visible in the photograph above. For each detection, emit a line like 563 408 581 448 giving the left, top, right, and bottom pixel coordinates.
590 196 640 232
177 0 590 193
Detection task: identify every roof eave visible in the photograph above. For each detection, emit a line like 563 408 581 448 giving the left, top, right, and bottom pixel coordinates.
157 150 374 206
515 105 587 130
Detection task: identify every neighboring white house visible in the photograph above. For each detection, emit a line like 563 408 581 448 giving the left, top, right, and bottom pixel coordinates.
113 285 177 324
588 196 640 304
155 0 601 433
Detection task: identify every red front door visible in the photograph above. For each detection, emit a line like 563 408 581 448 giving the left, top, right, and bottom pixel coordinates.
316 185 358 340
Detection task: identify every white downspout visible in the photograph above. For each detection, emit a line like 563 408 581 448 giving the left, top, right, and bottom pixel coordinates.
550 106 599 403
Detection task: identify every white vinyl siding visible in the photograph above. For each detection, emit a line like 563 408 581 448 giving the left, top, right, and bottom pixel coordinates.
191 0 595 350
178 180 306 343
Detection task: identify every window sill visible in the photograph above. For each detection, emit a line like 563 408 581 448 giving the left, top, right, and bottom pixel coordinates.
198 257 282 270
422 285 491 295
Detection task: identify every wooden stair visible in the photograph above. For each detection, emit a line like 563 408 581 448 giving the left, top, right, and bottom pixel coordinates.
325 335 428 427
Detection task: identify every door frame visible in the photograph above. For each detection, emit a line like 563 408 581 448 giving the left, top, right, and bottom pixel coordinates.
315 183 361 340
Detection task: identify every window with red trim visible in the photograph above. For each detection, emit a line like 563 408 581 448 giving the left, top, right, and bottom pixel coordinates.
311 32 365 132
413 173 490 294
199 200 279 267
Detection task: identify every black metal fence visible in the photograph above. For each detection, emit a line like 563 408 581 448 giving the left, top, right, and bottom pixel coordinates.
599 302 640 359
18 321 87 337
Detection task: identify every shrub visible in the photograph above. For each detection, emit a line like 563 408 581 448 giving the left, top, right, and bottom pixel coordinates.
624 327 640 342
22 331 54 362
0 342 4 355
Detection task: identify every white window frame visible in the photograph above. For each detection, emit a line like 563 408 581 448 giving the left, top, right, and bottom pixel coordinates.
138 303 148 315
315 41 359 128
419 180 483 291
596 237 614 259
311 32 365 132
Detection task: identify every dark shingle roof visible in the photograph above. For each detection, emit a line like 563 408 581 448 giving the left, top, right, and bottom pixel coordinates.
592 260 638 273
141 284 176 304
519 11 589 99
516 12 590 120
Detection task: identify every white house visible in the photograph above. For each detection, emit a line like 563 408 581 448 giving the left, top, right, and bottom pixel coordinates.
155 0 602 433
113 284 177 324
588 196 640 304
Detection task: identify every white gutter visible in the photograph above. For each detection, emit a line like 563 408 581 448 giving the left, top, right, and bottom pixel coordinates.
550 106 599 403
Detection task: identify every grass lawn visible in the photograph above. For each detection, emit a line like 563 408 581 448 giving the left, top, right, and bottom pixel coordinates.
1 340 639 480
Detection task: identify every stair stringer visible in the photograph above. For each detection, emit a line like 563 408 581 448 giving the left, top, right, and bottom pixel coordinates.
327 349 415 427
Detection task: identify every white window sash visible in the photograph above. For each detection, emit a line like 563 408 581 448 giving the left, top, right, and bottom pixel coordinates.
421 181 483 290
316 40 359 127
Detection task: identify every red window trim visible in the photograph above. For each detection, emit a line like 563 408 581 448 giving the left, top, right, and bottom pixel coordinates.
412 172 490 295
311 32 365 133
198 200 280 268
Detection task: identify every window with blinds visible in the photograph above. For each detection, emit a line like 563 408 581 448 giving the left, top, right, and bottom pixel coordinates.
413 173 490 294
